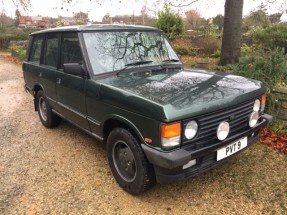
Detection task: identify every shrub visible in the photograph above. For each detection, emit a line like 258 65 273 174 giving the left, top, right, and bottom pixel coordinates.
0 34 28 49
211 49 221 58
0 27 36 49
155 4 185 39
0 36 12 50
232 48 287 113
233 48 287 87
253 25 287 51
173 45 193 56
17 48 26 60
10 44 27 60
170 37 193 50
240 43 254 57
197 37 221 56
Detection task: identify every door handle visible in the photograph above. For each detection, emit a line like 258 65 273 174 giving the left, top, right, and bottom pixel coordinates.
56 78 61 84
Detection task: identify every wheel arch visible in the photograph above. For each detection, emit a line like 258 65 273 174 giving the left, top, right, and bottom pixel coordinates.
33 84 43 97
102 115 145 147
32 84 43 111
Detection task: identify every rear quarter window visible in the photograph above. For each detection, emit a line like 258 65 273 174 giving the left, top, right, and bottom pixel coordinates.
43 34 59 68
29 35 43 63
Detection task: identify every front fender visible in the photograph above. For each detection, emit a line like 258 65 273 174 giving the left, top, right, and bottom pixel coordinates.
102 114 145 144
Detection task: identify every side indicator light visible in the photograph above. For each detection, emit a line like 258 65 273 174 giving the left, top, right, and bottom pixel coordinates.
144 138 153 144
261 94 266 106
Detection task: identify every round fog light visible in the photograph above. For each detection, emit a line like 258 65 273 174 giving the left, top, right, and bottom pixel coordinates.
217 121 230 141
249 111 259 127
185 120 198 139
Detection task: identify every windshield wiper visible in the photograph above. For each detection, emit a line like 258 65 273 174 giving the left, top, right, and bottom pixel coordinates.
125 60 153 67
116 60 153 76
162 59 180 63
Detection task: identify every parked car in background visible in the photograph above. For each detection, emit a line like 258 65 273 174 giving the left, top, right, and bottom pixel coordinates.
23 25 272 194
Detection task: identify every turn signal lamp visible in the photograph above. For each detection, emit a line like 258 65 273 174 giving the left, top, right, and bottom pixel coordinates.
161 122 181 148
261 94 266 112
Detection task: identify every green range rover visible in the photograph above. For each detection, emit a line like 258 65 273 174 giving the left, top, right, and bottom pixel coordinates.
23 24 272 195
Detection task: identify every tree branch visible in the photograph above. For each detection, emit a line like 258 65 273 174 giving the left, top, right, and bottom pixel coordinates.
168 0 200 8
11 0 18 8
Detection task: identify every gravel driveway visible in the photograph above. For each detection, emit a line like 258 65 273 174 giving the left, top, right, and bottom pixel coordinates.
0 54 286 215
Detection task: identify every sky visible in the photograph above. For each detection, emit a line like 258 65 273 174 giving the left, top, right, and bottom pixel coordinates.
1 0 286 21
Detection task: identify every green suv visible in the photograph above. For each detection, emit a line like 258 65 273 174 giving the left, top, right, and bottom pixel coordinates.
23 25 272 195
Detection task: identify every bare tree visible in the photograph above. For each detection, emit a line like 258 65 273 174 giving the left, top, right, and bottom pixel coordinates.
140 2 148 24
11 0 31 12
185 9 201 30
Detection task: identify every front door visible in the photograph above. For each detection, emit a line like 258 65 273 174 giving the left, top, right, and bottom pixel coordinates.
55 32 89 130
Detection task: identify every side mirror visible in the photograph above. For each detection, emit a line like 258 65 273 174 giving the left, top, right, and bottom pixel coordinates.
63 63 86 77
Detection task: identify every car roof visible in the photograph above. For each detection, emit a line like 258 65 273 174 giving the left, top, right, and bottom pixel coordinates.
30 24 161 35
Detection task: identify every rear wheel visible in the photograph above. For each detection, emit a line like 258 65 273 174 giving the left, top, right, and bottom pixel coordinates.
36 90 61 128
107 128 155 195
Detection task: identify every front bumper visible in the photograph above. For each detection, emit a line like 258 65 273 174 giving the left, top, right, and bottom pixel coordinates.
141 114 272 183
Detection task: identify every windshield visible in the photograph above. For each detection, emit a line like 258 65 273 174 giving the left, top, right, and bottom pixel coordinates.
83 31 180 75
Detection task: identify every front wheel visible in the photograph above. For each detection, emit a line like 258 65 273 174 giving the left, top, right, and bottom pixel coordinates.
107 128 155 195
36 90 61 128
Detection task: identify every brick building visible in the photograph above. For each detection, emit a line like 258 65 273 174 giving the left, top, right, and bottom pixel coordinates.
18 16 49 28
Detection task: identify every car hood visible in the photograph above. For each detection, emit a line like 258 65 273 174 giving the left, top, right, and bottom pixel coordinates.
98 68 265 121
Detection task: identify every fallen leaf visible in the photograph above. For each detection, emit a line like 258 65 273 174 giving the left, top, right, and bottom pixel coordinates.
260 128 287 154
26 206 37 215
3 56 22 65
121 201 129 207
18 195 29 203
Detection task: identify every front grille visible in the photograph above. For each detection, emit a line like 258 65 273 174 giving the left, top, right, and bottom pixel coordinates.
182 99 259 151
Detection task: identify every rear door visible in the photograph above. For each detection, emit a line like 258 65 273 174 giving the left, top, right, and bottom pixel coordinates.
40 33 59 107
23 34 58 107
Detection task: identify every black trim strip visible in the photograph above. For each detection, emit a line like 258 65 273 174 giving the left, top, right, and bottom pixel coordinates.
87 116 101 126
52 109 104 141
57 102 86 119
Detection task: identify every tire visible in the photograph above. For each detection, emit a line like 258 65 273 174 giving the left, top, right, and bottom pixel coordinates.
107 128 155 195
36 90 61 128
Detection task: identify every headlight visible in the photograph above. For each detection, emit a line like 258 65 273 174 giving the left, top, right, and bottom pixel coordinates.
185 120 198 139
253 99 260 112
249 111 259 127
249 98 261 127
217 121 230 141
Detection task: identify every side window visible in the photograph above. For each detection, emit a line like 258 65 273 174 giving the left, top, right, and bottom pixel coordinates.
61 33 82 68
43 34 59 68
29 36 43 63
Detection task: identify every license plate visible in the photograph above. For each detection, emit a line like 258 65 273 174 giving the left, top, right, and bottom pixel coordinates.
217 137 248 161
